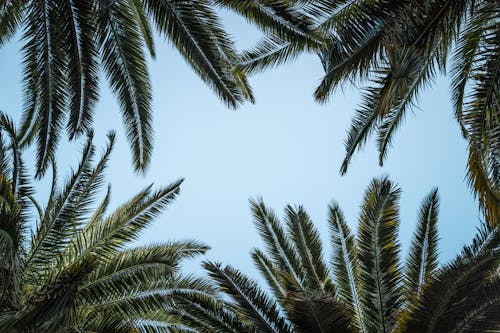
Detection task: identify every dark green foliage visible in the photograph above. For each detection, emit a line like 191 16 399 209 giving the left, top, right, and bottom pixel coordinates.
0 115 216 332
0 0 323 175
357 178 402 333
237 0 500 224
203 177 499 332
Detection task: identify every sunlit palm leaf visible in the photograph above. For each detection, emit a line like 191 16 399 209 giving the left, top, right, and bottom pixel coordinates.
404 188 439 301
285 205 333 292
329 201 366 333
250 198 306 290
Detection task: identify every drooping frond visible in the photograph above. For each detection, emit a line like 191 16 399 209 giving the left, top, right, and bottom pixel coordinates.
23 2 68 177
376 46 438 164
59 0 100 139
238 35 307 75
340 74 390 174
144 0 249 108
5 0 273 174
315 31 385 103
212 0 321 47
129 0 156 58
96 0 153 172
460 10 500 224
450 0 496 134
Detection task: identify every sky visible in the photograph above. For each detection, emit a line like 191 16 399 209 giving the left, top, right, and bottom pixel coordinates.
0 12 481 277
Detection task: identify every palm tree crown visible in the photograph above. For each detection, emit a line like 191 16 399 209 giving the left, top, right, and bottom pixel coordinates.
0 0 323 176
238 0 500 224
202 177 500 332
0 114 216 332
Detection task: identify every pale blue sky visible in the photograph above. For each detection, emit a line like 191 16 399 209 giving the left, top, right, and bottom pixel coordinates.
0 12 480 275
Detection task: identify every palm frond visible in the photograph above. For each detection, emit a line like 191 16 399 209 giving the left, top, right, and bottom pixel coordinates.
59 0 100 138
285 205 333 292
376 46 438 164
450 0 496 135
315 31 385 103
286 290 351 333
129 0 156 58
404 188 439 301
23 132 107 283
172 293 254 333
144 0 248 108
357 176 402 333
212 0 322 47
340 73 390 174
72 179 182 263
250 198 305 290
461 222 499 258
238 35 307 75
23 2 68 177
204 261 293 333
328 201 365 333
97 0 153 172
399 246 500 332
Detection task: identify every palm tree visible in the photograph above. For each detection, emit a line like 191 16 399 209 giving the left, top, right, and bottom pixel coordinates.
0 114 217 332
237 1 500 224
201 177 499 332
0 0 322 176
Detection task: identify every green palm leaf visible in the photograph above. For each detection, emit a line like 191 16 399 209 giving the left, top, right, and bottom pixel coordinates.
0 123 209 332
0 0 24 46
205 177 499 332
205 261 293 333
23 2 68 177
285 205 333 292
329 201 365 333
251 248 287 305
404 188 439 301
97 0 153 172
357 177 402 333
144 0 247 108
250 198 305 290
4 0 267 175
399 244 500 332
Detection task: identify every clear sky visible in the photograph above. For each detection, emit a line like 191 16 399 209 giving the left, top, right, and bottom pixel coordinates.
0 12 480 276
